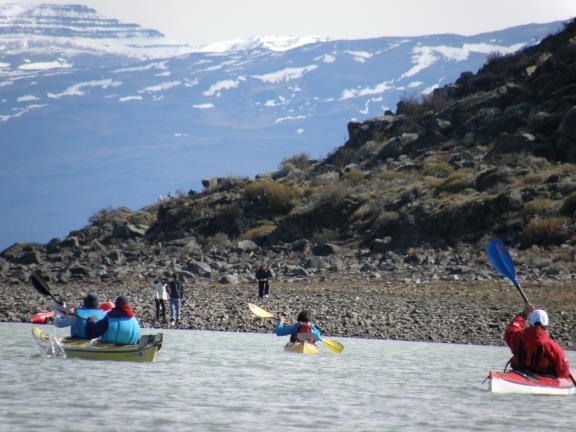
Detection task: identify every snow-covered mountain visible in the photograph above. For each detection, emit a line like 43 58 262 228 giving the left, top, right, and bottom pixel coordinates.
0 3 567 250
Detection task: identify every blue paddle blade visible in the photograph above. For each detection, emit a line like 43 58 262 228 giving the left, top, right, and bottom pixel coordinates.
486 238 519 287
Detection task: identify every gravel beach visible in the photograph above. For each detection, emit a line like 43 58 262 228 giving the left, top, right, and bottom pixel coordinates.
6 272 576 352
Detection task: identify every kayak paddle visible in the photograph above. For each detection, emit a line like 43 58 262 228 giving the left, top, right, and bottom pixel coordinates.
247 303 344 353
29 271 87 320
486 238 529 304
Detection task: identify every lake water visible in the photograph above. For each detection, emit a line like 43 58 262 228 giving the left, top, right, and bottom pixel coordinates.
1 323 575 432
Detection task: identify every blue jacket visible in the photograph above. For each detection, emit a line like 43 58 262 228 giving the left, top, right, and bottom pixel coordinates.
276 321 321 341
85 309 140 344
54 308 107 339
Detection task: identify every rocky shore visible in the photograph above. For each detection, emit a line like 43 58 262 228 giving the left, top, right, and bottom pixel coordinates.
5 260 576 351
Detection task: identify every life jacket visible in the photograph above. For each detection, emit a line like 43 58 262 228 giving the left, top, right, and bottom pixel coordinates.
102 315 140 344
512 326 555 375
71 308 107 339
290 322 315 343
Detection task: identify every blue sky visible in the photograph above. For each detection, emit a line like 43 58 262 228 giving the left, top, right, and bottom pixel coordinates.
3 0 576 47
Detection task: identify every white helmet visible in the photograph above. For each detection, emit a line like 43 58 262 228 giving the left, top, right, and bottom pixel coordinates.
528 309 549 327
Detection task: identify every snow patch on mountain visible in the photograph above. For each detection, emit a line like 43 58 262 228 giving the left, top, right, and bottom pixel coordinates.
199 35 328 53
252 65 318 83
341 81 394 100
402 42 528 78
203 77 246 96
17 60 72 70
138 80 181 93
47 79 122 98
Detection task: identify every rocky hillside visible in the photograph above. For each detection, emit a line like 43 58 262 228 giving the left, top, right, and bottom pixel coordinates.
2 20 576 347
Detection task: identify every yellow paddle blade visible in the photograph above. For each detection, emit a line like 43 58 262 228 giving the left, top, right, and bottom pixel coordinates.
321 339 344 353
248 303 276 319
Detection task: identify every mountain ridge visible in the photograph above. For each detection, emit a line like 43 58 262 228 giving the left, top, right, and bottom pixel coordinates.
0 3 567 250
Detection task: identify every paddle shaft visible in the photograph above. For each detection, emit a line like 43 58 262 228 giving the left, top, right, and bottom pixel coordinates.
30 272 88 320
513 281 530 305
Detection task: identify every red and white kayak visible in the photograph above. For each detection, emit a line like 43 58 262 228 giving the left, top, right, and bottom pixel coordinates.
488 370 576 395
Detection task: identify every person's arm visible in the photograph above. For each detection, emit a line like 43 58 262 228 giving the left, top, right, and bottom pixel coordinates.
504 303 533 351
311 325 322 341
275 321 299 336
53 315 76 328
503 314 526 352
547 340 571 378
85 315 109 339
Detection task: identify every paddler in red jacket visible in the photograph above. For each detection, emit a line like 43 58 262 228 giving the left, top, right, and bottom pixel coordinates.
504 303 570 378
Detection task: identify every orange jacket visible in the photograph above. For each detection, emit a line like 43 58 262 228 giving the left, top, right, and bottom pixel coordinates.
504 314 570 378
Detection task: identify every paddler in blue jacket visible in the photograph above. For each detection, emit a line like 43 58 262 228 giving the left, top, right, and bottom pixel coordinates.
275 310 322 343
54 291 107 339
85 295 140 344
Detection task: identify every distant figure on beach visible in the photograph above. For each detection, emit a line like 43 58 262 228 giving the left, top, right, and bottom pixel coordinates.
154 277 168 323
255 264 272 298
167 273 184 325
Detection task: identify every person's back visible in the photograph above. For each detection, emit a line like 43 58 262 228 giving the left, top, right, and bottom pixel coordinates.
86 295 140 344
168 278 183 298
102 309 140 344
276 310 321 343
54 292 106 339
504 307 570 378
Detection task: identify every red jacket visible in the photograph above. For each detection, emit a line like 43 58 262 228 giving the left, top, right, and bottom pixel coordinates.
504 314 570 378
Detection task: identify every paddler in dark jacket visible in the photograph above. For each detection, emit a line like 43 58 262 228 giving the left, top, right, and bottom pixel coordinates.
275 310 321 343
504 303 570 378
85 295 140 344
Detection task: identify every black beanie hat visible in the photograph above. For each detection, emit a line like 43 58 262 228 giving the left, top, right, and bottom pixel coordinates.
83 292 99 309
115 295 130 307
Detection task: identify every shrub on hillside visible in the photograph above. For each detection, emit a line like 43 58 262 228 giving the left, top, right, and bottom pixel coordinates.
521 217 568 247
522 199 554 217
241 224 277 241
396 90 452 117
89 206 132 225
434 170 475 194
244 181 297 214
422 162 454 178
560 191 576 216
311 227 340 244
341 170 365 185
280 152 311 171
307 182 349 210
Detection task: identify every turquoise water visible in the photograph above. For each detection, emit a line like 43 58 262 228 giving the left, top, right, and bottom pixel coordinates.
1 323 575 432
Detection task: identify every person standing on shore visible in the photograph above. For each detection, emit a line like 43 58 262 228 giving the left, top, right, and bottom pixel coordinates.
255 264 272 298
167 273 184 325
504 303 570 378
154 277 168 323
